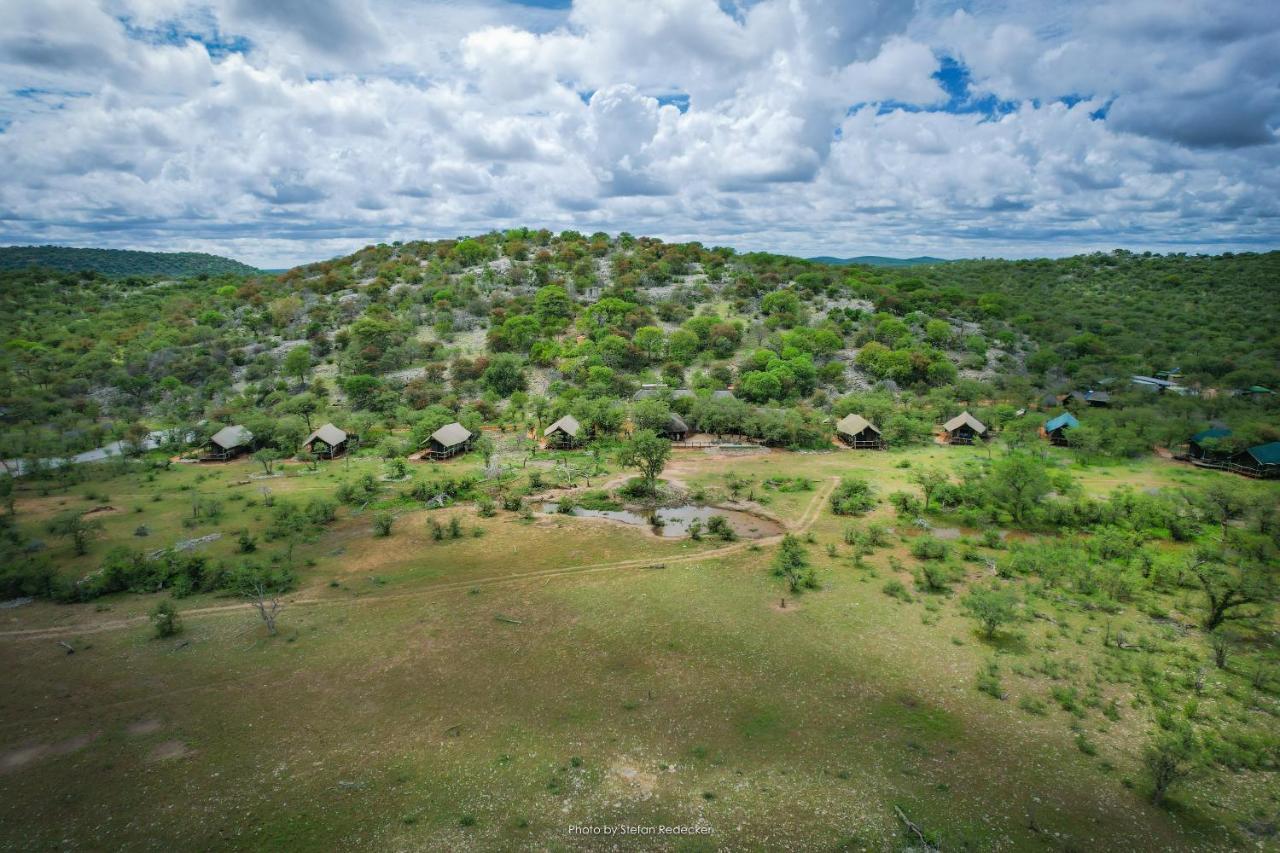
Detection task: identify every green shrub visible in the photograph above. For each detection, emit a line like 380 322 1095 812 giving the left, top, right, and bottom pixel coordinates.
150 600 181 638
976 659 1005 699
882 579 912 602
706 515 736 541
829 477 876 516
910 537 949 561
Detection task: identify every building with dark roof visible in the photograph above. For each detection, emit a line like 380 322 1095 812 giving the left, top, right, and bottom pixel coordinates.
835 414 883 449
942 412 987 445
203 425 254 461
302 423 352 458
1188 427 1232 462
1231 442 1280 479
1044 412 1079 446
544 415 583 449
423 422 474 459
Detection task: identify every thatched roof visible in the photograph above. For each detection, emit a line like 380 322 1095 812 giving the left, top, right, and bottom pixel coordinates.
303 423 347 447
667 413 689 434
429 422 473 449
943 412 987 434
209 425 253 450
544 415 581 438
835 414 880 437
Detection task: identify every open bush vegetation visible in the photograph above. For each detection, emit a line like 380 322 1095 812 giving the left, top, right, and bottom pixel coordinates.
0 232 1276 850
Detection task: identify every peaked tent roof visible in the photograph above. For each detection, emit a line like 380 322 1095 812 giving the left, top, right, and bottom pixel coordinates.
544 415 581 437
943 412 987 434
836 414 880 436
1241 441 1280 465
1190 427 1231 443
304 423 347 447
666 413 689 433
1044 412 1079 433
429 422 473 448
210 425 253 450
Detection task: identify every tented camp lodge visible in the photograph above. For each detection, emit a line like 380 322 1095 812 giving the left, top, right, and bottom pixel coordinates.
544 415 583 449
1231 442 1280 479
202 425 253 461
942 412 987 445
422 422 474 460
1044 412 1078 446
1187 427 1232 462
661 413 689 442
1184 429 1280 479
1067 389 1111 408
301 423 352 458
835 414 883 449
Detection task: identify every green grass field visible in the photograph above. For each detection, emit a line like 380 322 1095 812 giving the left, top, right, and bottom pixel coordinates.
0 447 1275 850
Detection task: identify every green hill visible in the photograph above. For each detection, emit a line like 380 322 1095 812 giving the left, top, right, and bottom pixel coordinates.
0 245 259 277
808 255 950 267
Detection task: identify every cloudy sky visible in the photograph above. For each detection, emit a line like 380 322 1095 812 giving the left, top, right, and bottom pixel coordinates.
1 0 1277 267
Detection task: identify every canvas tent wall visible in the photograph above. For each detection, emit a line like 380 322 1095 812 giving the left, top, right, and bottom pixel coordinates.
203 425 253 460
942 412 987 445
1043 412 1078 446
302 423 350 458
1230 442 1280 479
424 422 474 459
1188 427 1232 461
835 414 883 449
544 415 583 448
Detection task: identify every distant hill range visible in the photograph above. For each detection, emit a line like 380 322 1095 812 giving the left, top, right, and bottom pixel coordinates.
808 255 949 267
0 245 259 277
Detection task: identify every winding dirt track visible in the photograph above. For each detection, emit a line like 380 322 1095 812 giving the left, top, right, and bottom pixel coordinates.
0 478 838 643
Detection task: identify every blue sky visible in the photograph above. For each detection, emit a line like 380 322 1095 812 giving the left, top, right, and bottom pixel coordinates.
0 0 1277 267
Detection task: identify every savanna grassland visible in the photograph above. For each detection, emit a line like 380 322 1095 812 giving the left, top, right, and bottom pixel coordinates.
0 441 1276 851
0 233 1278 850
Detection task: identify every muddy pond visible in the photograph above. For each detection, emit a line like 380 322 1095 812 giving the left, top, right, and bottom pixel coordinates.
540 503 783 539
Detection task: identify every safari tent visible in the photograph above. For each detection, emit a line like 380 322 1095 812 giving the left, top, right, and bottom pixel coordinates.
942 412 987 445
835 414 883 449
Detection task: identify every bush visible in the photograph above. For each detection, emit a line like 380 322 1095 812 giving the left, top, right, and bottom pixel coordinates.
915 562 960 593
705 515 736 541
910 536 949 561
0 559 59 599
882 579 912 602
772 534 815 592
150 600 181 638
976 659 1005 699
373 512 394 537
830 477 876 516
476 495 497 518
961 583 1020 638
889 491 924 517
